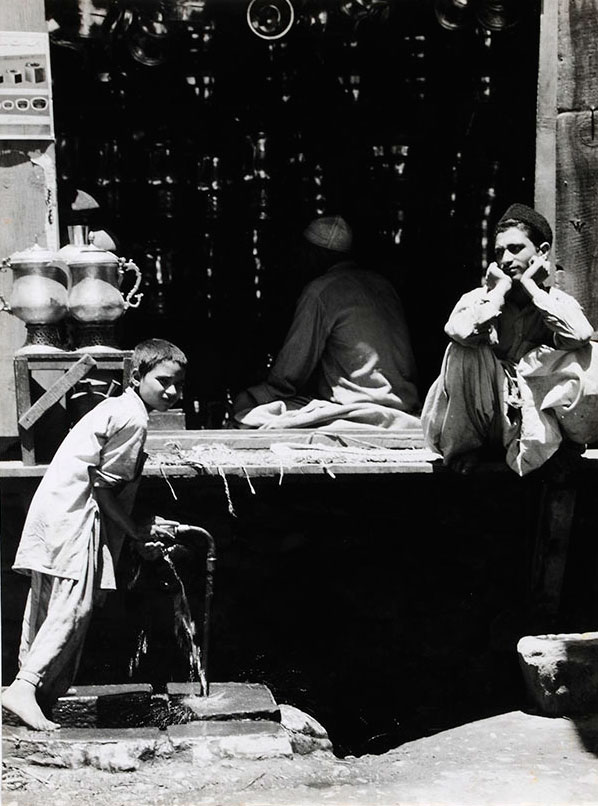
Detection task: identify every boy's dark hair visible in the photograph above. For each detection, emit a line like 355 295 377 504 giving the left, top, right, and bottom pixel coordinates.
132 339 187 378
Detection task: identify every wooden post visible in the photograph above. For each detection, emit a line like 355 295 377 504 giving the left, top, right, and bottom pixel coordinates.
529 480 577 619
530 1 598 619
0 0 58 439
536 0 598 329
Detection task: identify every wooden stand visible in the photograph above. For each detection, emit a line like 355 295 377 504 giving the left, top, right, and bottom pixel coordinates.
14 351 133 465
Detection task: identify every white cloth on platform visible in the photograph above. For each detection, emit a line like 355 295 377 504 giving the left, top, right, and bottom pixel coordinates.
237 395 422 431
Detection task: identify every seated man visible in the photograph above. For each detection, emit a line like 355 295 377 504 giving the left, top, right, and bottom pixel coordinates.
422 203 598 475
233 215 421 430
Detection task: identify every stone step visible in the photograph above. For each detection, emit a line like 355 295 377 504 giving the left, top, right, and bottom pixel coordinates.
167 720 293 760
2 721 293 768
51 683 153 728
2 725 171 771
166 681 280 723
3 682 280 729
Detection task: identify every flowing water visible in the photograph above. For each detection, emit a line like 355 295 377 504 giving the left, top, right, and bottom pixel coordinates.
128 549 207 695
162 552 207 694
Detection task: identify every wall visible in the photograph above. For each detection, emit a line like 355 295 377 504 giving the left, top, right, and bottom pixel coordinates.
536 0 598 330
0 0 58 440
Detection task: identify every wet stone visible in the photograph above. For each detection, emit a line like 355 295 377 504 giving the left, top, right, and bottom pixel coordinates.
149 693 171 729
166 681 280 723
167 720 293 760
51 684 153 728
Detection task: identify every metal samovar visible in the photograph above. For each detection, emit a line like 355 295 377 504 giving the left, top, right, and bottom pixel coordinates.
59 225 143 351
0 241 70 353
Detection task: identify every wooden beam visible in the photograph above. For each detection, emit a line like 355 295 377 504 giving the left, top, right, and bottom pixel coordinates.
16 355 97 430
535 0 558 235
552 0 598 329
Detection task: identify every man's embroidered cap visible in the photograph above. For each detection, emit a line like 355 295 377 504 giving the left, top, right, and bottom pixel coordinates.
497 203 553 246
303 215 353 252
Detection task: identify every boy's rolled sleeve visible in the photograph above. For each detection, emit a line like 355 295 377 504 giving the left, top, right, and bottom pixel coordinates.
445 289 501 346
91 418 146 488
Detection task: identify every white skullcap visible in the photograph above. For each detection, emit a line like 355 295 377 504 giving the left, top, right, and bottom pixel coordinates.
303 215 353 252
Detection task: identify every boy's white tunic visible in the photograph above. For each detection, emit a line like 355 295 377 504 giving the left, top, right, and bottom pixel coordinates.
13 388 148 590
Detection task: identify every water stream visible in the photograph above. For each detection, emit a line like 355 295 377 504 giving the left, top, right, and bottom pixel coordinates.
128 548 207 695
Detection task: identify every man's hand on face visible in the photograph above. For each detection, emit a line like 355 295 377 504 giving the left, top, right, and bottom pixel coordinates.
520 253 550 286
484 262 512 291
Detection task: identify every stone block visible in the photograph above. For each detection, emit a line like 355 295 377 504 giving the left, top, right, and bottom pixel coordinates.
51 684 153 728
517 632 598 716
279 703 333 754
2 725 171 771
167 720 293 760
166 681 280 723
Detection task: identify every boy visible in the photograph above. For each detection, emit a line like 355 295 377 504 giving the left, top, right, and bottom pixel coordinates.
422 203 598 475
2 338 187 730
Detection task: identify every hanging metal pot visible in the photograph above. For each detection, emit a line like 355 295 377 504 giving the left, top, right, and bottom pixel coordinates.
475 0 518 32
434 0 473 31
247 0 294 40
1 241 70 353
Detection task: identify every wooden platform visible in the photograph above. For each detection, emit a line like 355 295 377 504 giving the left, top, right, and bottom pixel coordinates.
0 429 597 479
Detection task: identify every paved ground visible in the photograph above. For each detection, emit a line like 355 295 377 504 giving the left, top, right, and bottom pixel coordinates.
3 710 598 806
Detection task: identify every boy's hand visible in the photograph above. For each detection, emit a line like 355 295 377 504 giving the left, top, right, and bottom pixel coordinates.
135 540 165 561
484 262 512 290
150 516 179 542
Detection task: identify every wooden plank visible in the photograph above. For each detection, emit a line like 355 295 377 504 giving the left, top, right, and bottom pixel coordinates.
557 0 598 112
555 110 598 327
2 451 598 479
13 356 35 465
535 0 559 234
145 429 427 451
17 354 97 429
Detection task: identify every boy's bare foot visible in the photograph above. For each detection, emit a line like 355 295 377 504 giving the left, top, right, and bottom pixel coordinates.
2 679 60 731
447 449 482 475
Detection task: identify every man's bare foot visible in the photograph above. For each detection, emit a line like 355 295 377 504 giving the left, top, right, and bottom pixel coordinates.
2 679 60 731
447 449 482 475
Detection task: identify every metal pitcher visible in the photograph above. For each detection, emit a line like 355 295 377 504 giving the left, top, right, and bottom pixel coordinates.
1 241 70 353
59 225 143 350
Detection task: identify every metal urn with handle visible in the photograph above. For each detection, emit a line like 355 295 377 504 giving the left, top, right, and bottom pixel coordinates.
59 225 143 351
0 241 70 353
